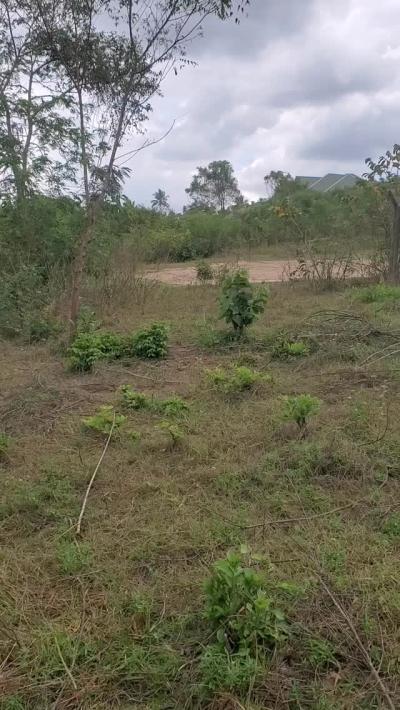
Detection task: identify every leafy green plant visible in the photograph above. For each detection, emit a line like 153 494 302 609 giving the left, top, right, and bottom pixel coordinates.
158 396 189 417
68 333 103 372
130 322 169 359
204 551 288 653
157 420 184 448
56 539 92 575
207 365 271 394
27 317 61 343
272 338 310 359
0 432 11 462
77 306 100 334
282 394 321 430
196 260 214 283
219 269 268 336
120 385 151 410
352 284 400 303
308 637 338 669
82 406 126 435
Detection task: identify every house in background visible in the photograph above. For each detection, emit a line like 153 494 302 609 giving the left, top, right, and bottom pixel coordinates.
296 173 359 192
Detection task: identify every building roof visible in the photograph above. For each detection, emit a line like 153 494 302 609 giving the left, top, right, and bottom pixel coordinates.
296 173 359 192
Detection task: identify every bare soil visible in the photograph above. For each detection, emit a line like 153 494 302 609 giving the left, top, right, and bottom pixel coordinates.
146 259 295 284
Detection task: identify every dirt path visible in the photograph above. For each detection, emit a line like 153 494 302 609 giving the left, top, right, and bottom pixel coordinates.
146 259 296 285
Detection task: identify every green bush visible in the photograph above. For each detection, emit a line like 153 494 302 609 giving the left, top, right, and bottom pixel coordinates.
207 365 271 394
352 284 400 303
120 386 188 417
68 333 104 372
82 406 126 435
196 260 214 282
157 420 184 448
120 385 151 410
219 269 268 336
130 323 169 359
272 338 310 359
204 551 288 652
282 394 321 430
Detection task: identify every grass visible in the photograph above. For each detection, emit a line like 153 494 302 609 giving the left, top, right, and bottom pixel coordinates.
1 276 400 707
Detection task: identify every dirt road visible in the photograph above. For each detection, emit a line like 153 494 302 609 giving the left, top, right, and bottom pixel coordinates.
146 260 296 285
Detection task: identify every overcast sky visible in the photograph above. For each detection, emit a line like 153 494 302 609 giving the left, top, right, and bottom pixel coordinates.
122 0 400 210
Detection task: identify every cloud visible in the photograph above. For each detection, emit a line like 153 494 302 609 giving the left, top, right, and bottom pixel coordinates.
121 0 400 210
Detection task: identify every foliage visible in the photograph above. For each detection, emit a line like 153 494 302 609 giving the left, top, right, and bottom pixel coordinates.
185 160 243 212
207 365 271 394
307 637 338 669
120 386 188 419
196 260 214 282
130 323 169 359
352 284 400 303
68 333 104 372
158 397 189 418
151 188 170 214
200 644 258 693
219 269 269 335
382 514 400 539
82 406 126 436
204 551 288 652
0 433 11 461
120 386 151 410
157 420 184 448
272 337 311 359
282 394 321 430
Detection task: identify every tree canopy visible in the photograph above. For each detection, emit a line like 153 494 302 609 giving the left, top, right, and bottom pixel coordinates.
185 160 243 212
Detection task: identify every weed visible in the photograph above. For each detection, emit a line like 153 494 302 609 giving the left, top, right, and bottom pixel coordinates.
121 385 189 417
207 365 271 394
158 420 184 448
308 637 338 669
196 260 214 282
24 630 97 682
204 551 288 653
101 635 180 691
56 539 92 575
282 394 321 430
82 405 126 435
219 269 268 337
382 514 400 539
0 471 76 524
130 322 169 359
352 284 400 303
0 432 11 461
158 396 189 417
200 644 259 693
272 337 310 359
120 385 151 410
0 697 27 710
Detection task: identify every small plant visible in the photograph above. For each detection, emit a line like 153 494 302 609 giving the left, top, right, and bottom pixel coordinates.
352 283 400 304
158 396 189 417
0 432 11 461
207 365 271 394
158 420 184 448
77 306 100 334
382 514 400 539
200 644 258 693
282 394 321 430
68 333 103 372
82 406 126 435
308 637 338 669
120 385 151 410
272 337 310 359
130 322 169 359
27 317 61 343
57 539 92 575
204 551 288 652
219 269 269 337
196 260 214 283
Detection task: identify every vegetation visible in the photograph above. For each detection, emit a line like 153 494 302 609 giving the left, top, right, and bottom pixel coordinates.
206 364 271 394
219 269 269 336
82 406 126 436
130 322 169 359
282 394 322 430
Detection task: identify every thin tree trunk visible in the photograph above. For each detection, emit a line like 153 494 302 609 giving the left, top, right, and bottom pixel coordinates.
388 191 400 283
69 205 97 337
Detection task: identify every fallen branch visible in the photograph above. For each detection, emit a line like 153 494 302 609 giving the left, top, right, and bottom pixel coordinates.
76 414 115 535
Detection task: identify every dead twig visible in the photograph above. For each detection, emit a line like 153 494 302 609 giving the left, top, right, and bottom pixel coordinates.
54 635 77 691
76 414 115 535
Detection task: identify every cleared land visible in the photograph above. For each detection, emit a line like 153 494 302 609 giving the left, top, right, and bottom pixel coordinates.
1 280 400 709
146 259 294 284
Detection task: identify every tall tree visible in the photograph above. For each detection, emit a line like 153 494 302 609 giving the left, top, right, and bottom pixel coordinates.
27 0 249 333
185 159 243 212
365 146 400 283
151 188 170 214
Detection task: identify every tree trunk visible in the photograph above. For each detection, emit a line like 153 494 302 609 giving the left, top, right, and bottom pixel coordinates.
69 205 97 338
388 191 400 283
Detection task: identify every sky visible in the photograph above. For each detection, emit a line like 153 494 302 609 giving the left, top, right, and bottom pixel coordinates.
122 0 400 211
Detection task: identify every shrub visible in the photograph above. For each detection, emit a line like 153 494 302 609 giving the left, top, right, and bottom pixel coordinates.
27 317 61 343
272 338 310 359
196 260 214 283
219 269 269 336
207 365 271 394
82 406 126 435
130 323 168 359
158 397 189 417
120 385 151 410
352 284 400 303
157 420 184 448
120 386 189 417
204 551 288 653
68 332 126 372
282 394 321 430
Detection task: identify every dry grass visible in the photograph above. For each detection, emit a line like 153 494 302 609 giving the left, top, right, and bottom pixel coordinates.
1 280 400 708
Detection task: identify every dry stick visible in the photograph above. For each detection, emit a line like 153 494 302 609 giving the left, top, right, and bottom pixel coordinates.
316 574 396 710
76 414 115 535
54 635 77 690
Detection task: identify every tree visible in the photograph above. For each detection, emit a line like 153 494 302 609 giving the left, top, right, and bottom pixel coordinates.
264 170 296 200
25 0 250 334
151 188 170 214
219 269 268 337
185 160 243 212
365 146 400 283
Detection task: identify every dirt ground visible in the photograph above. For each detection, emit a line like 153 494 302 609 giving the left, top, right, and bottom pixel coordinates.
146 259 295 284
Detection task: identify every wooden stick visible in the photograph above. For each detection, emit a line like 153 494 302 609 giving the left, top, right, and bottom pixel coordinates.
76 414 115 535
